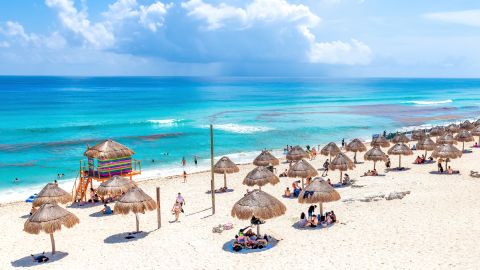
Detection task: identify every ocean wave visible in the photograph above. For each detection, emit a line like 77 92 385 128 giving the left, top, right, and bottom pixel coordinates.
147 119 184 126
404 99 453 105
205 124 274 134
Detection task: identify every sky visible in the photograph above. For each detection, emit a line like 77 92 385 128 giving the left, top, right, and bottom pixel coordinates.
0 0 479 77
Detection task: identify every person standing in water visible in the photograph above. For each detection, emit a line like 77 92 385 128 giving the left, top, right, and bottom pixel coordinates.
194 155 198 166
182 156 186 166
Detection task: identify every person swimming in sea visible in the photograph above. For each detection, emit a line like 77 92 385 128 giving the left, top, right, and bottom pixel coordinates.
13 177 20 184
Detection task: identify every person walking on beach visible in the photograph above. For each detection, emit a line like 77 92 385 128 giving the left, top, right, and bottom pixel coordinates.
176 192 185 212
341 138 345 149
172 201 182 222
182 156 186 167
183 170 187 183
194 155 198 166
322 160 329 176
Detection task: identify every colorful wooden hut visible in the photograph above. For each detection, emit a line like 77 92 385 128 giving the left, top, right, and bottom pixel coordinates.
74 139 141 202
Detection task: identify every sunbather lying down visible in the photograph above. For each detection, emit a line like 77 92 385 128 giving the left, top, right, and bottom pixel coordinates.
471 171 480 178
232 226 269 251
363 169 378 176
447 166 460 174
31 252 49 263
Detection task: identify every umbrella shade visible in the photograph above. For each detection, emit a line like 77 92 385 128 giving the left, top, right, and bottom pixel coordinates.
286 145 309 161
114 187 157 215
371 136 390 147
253 150 279 166
24 203 79 234
97 175 135 196
429 126 445 137
320 142 341 157
346 139 367 153
84 139 134 160
432 144 463 159
455 130 474 142
446 124 459 133
214 156 239 174
411 130 427 141
243 166 280 187
33 183 71 207
329 153 355 171
298 178 341 204
24 203 79 254
287 159 318 178
387 143 413 156
231 189 286 220
392 133 409 143
416 137 436 151
436 133 457 145
460 120 475 130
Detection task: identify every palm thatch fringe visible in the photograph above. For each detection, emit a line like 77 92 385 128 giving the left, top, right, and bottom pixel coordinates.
298 178 341 204
84 139 135 160
114 187 157 215
329 153 355 171
33 183 71 207
370 136 390 147
320 142 341 157
213 156 239 174
345 138 367 153
286 145 309 161
253 150 279 166
231 189 286 220
243 166 280 187
24 203 79 234
287 159 318 178
97 175 135 196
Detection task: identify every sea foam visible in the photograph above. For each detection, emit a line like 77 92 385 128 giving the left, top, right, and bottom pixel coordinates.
404 99 453 105
204 124 273 134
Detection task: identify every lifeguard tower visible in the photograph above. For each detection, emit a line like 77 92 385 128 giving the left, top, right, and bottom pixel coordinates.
73 139 141 202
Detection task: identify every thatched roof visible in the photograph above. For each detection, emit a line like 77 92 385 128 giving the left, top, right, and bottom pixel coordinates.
84 139 135 160
475 119 480 127
214 156 239 174
231 189 286 220
416 136 436 151
345 138 367 153
287 159 318 178
371 136 390 147
446 124 459 133
460 120 475 130
387 143 413 156
320 142 341 157
24 203 79 234
411 130 427 141
436 133 457 145
455 130 474 142
33 183 71 207
432 144 463 159
392 133 409 143
298 177 341 204
243 166 280 187
286 145 309 161
114 187 157 215
329 153 355 171
97 175 135 196
471 125 480 136
364 147 387 162
253 150 279 166
429 126 445 137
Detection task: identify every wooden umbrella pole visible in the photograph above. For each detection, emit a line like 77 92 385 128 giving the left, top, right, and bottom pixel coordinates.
156 187 161 229
462 142 465 152
257 224 260 236
223 172 227 188
354 152 357 163
301 178 304 189
374 161 376 170
135 213 140 232
50 233 56 254
340 171 342 183
319 202 323 217
210 125 215 215
399 155 402 168
425 150 427 157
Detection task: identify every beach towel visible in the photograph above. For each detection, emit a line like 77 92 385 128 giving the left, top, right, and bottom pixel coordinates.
25 194 37 203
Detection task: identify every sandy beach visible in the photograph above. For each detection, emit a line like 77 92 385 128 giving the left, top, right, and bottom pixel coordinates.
1 142 480 269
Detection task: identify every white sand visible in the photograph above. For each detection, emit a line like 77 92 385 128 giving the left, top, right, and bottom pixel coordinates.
2 145 480 269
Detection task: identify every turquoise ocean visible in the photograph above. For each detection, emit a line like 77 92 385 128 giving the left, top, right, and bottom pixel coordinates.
1 77 480 202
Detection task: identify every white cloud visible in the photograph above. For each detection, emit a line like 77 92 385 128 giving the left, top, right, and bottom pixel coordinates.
424 10 480 27
138 2 171 32
0 21 66 49
181 0 247 30
307 38 372 65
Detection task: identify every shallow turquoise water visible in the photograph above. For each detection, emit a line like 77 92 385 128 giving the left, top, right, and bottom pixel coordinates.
1 77 479 200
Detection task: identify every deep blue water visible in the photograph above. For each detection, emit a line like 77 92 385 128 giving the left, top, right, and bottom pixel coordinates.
1 77 479 200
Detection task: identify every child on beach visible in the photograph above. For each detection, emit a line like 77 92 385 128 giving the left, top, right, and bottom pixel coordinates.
183 171 187 183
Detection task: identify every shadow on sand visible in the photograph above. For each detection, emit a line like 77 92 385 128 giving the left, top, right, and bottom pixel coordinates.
11 252 68 267
104 231 150 244
222 238 279 254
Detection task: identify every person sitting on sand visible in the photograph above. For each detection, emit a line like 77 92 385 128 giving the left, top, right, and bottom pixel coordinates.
299 212 307 226
279 169 288 177
284 187 291 197
31 252 49 263
421 154 426 163
437 160 444 173
327 178 332 186
474 142 478 148
385 157 391 168
372 169 378 176
343 174 351 185
415 156 422 164
102 204 113 215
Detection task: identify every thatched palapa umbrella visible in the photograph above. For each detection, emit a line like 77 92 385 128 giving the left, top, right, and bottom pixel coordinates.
471 125 480 144
429 126 445 137
329 153 355 183
371 136 390 148
231 189 286 235
392 133 409 144
114 187 157 233
287 159 318 189
387 143 413 169
432 144 462 169
243 166 280 189
97 175 135 197
253 150 279 167
446 124 459 134
214 156 239 189
286 145 309 162
411 130 427 141
24 203 79 254
320 142 341 162
364 147 387 170
416 136 436 157
84 139 135 160
298 177 340 217
33 183 71 207
345 138 367 164
475 119 480 127
460 120 475 130
455 130 474 152
436 133 457 145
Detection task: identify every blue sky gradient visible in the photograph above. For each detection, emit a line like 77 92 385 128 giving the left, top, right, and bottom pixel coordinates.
0 0 479 76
